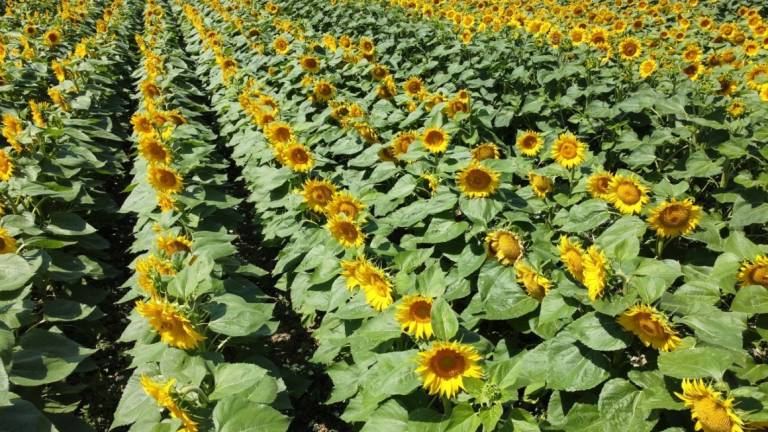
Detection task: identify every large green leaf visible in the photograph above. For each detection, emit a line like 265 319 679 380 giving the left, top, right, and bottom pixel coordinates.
9 329 95 386
212 396 290 432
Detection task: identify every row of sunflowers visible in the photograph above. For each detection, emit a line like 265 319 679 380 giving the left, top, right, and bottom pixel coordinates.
0 0 140 428
168 0 768 430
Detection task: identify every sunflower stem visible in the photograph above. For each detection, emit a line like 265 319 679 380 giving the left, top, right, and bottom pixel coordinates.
655 237 669 259
440 396 452 415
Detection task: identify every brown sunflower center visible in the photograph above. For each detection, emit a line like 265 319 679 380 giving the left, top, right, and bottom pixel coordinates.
559 141 578 159
474 146 496 161
169 240 191 254
146 142 166 161
290 148 309 164
407 82 421 93
431 350 466 378
637 315 662 338
410 300 432 322
0 237 6 250
273 127 291 143
623 43 637 56
684 64 698 77
425 131 444 146
692 397 733 432
303 58 317 69
157 170 177 188
596 177 611 193
660 204 691 228
749 265 768 286
465 169 492 190
317 84 331 96
338 221 358 242
497 233 522 261
337 201 359 218
48 33 60 43
521 135 537 149
310 186 333 205
616 182 641 204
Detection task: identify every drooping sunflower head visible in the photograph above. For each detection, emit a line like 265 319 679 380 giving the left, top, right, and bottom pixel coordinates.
135 298 206 350
416 341 484 399
396 295 433 339
421 127 450 153
157 234 192 256
302 179 336 213
583 245 608 301
527 172 553 198
0 149 14 182
618 37 642 60
147 165 183 194
471 142 500 161
559 236 585 281
313 80 336 102
516 130 543 157
0 227 17 254
266 121 294 146
299 55 320 73
617 304 682 351
140 374 198 432
327 215 365 248
607 174 649 214
281 142 314 172
648 198 702 238
486 230 524 266
675 379 744 432
138 135 172 165
357 260 393 311
515 261 551 301
457 162 500 198
639 58 657 78
587 171 614 200
326 191 365 220
551 133 586 168
737 255 768 288
404 76 426 98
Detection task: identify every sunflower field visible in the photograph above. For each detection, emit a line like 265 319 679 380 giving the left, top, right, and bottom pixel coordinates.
1 0 768 431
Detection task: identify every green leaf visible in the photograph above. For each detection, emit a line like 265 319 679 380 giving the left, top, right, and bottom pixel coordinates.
431 298 459 340
657 345 737 379
595 216 646 262
205 294 275 337
598 378 656 431
360 350 420 399
628 258 682 303
459 196 503 225
731 285 768 314
564 312 631 351
45 213 97 236
676 308 746 351
43 299 99 322
212 397 290 432
545 336 611 391
0 255 33 292
556 200 611 233
210 363 268 400
0 398 58 432
421 218 468 244
10 329 95 386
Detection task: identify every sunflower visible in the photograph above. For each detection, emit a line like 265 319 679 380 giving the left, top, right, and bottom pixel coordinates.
682 44 702 62
457 162 500 198
737 255 768 288
416 341 483 399
135 254 175 298
43 28 61 47
470 143 499 161
618 37 642 60
157 234 192 256
327 215 365 248
745 64 768 89
728 100 746 117
515 262 551 301
27 99 45 128
551 133 586 168
265 121 294 146
607 174 649 214
639 58 657 78
0 227 17 254
390 131 417 157
325 192 364 219
647 199 702 238
396 295 433 339
617 304 682 351
0 149 13 181
302 179 336 212
140 375 198 432
359 36 375 56
559 236 585 281
299 55 320 73
371 63 389 81
683 63 705 81
135 298 206 350
377 75 397 99
138 135 172 165
676 379 744 432
528 172 553 198
313 80 336 103
486 230 524 266
587 171 614 199
358 260 393 311
421 127 450 153
760 84 768 102
583 246 607 301
148 165 183 194
131 112 154 135
515 130 543 156
340 255 367 290
588 27 609 46
157 193 177 213
272 36 289 54
404 76 426 98
281 142 314 172
2 113 23 153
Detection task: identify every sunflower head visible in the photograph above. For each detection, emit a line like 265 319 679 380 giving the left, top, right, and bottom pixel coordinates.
138 135 172 165
559 236 585 281
266 121 294 146
404 76 425 98
618 37 642 60
326 192 364 219
551 133 586 168
587 171 614 199
0 149 14 182
683 63 705 81
516 130 543 156
737 255 768 288
528 172 553 198
140 374 198 432
299 55 320 73
44 28 61 47
416 341 484 399
607 174 649 214
132 113 154 135
396 295 433 339
327 215 365 248
421 127 450 153
148 165 183 194
302 179 336 212
471 143 500 161
281 142 314 172
135 298 205 350
157 234 192 256
583 245 607 301
357 260 393 311
648 198 702 238
371 63 389 81
273 36 289 54
617 304 682 351
390 131 417 157
639 58 657 78
515 262 551 301
675 379 744 432
486 230 524 266
0 227 17 254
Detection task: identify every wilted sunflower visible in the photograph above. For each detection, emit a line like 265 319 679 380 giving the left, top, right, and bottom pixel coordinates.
135 298 206 350
559 236 585 281
552 133 586 168
617 304 682 351
302 179 336 213
421 127 450 153
327 215 365 248
0 149 13 181
607 174 649 214
313 80 336 102
281 142 314 172
140 375 198 432
647 198 702 238
404 76 426 98
0 227 17 254
587 171 614 199
618 37 642 60
639 58 657 78
528 172 553 198
515 262 551 301
157 234 192 256
472 143 500 161
265 121 294 146
737 255 768 288
377 75 398 99
148 165 183 194
299 55 320 73
676 379 744 432
138 135 172 165
486 230 524 266
326 192 364 219
396 295 433 339
457 162 500 198
416 341 483 399
515 130 543 156
583 245 607 301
